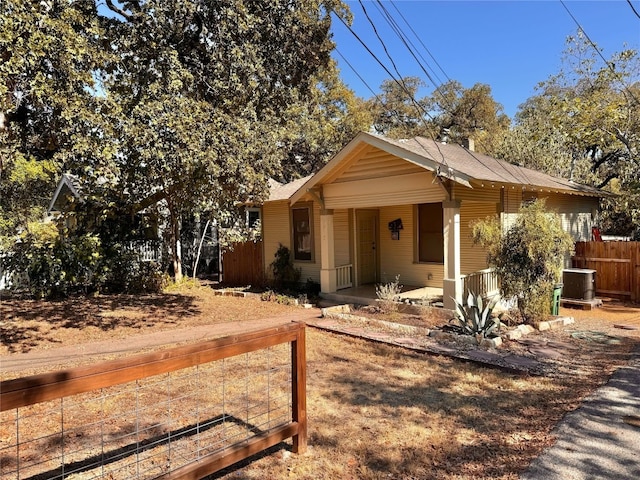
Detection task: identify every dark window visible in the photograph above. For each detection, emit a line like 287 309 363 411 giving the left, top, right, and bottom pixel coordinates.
418 203 444 263
247 208 261 228
292 206 312 261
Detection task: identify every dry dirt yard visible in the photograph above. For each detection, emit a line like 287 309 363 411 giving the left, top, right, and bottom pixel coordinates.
2 285 639 479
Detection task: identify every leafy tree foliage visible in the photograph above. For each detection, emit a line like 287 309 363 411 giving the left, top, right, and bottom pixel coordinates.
368 76 433 139
424 80 510 155
279 60 373 181
96 0 348 280
367 77 509 154
2 0 350 286
471 199 574 323
502 33 640 237
1 0 110 246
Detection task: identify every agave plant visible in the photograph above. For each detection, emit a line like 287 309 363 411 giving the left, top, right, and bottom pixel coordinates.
451 292 503 339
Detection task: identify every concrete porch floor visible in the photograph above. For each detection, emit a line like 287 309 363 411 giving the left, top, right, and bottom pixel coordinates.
319 284 444 307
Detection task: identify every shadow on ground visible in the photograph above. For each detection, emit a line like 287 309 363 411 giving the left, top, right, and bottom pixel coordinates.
0 293 200 353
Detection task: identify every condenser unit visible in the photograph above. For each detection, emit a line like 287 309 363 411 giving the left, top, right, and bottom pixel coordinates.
562 269 597 300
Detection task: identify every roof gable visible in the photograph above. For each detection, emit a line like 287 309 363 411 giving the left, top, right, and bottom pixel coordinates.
48 173 83 214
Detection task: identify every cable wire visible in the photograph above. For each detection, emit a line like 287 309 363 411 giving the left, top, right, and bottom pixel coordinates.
560 0 640 107
627 0 640 20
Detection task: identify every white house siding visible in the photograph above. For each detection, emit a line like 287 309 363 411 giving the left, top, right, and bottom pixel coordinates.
378 204 444 287
460 202 498 274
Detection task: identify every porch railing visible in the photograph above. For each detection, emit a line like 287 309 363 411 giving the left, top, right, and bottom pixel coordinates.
336 264 353 290
462 268 499 300
126 240 162 262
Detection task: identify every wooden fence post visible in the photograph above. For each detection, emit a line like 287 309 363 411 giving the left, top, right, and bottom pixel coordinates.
291 324 307 454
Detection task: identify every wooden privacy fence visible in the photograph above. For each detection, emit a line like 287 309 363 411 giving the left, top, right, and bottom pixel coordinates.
222 240 264 287
1 323 307 480
572 241 640 302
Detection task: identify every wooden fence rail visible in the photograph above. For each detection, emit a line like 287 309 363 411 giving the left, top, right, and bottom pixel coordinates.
572 241 640 302
1 323 307 479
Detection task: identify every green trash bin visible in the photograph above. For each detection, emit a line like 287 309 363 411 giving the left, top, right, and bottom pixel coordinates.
551 283 563 315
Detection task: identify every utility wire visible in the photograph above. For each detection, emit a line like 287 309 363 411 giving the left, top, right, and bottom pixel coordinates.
627 0 640 20
334 3 528 185
374 0 447 91
560 0 640 107
389 0 452 84
370 0 531 185
343 1 450 170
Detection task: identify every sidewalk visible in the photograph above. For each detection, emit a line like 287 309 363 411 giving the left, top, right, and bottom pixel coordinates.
521 348 640 480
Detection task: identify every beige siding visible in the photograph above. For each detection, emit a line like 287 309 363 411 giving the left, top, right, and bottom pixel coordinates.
324 172 447 209
262 201 292 280
293 202 321 284
377 205 444 287
262 200 321 284
328 145 425 184
453 183 501 203
460 202 498 274
334 209 351 267
503 186 524 213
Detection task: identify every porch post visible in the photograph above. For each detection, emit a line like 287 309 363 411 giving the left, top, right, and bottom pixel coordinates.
319 209 337 293
442 200 462 310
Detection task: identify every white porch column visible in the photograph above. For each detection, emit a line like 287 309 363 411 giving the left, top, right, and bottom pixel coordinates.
319 209 337 293
443 200 462 310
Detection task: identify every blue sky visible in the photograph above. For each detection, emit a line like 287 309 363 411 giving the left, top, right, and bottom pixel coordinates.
330 0 640 118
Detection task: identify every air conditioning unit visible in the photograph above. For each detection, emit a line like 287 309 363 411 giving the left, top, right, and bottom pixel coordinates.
562 269 597 300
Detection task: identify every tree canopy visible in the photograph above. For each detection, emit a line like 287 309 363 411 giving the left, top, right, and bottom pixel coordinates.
500 33 640 236
367 77 509 155
1 0 351 282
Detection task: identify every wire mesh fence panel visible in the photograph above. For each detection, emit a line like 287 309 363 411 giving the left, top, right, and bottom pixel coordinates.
0 324 305 480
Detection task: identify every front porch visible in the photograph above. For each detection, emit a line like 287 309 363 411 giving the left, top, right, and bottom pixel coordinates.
320 284 444 307
319 268 499 309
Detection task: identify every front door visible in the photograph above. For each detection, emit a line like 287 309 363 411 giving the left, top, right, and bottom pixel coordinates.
356 210 378 285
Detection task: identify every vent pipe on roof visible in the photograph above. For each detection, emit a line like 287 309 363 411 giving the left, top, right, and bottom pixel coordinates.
440 127 450 144
462 138 475 152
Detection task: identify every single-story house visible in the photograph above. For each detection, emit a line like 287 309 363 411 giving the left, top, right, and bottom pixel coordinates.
261 132 605 309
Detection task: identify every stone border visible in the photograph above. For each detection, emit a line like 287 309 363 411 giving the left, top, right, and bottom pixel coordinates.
323 304 575 348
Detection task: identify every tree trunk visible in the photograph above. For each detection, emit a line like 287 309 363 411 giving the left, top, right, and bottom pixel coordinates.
167 199 183 282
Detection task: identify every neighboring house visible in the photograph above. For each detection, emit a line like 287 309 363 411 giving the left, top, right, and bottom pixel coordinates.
47 173 163 262
261 132 605 309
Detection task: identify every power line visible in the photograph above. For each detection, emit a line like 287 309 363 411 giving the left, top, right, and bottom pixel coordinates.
334 4 521 185
627 0 640 20
339 2 449 169
560 0 640 107
369 0 533 186
388 0 452 84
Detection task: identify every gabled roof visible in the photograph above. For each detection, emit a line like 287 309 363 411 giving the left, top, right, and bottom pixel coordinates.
268 175 313 201
278 132 604 205
48 173 83 214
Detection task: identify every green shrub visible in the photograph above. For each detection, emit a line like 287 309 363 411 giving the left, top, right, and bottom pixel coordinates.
270 244 301 290
472 199 574 323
